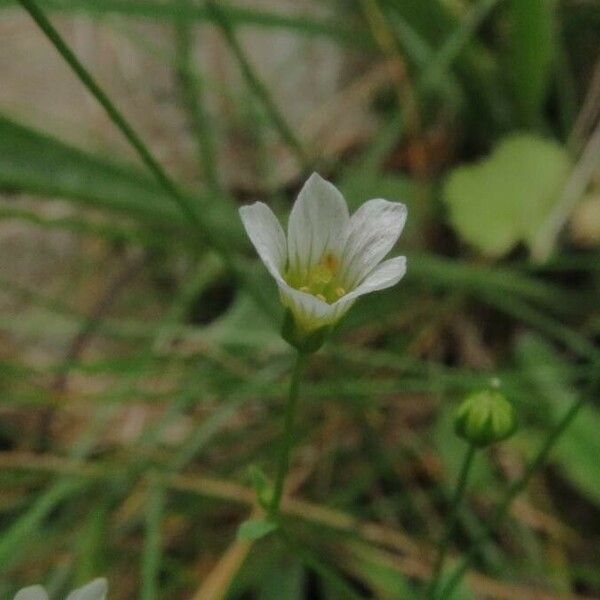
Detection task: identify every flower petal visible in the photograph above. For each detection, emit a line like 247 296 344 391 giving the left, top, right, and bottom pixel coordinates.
341 199 407 288
276 278 337 331
239 202 287 279
65 579 108 600
287 173 350 277
332 256 407 320
14 586 49 600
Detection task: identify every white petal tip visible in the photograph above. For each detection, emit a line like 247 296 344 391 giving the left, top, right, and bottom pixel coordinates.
239 201 265 218
65 578 109 600
14 586 49 600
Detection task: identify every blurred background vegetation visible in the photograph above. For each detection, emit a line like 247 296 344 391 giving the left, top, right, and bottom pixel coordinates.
0 0 599 598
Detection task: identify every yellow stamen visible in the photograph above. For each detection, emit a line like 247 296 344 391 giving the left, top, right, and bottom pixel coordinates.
287 252 344 304
312 263 333 285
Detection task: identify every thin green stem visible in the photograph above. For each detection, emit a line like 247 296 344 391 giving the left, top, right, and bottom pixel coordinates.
206 0 310 170
270 351 307 516
437 396 585 599
426 444 477 599
174 0 222 195
17 0 278 318
16 0 236 264
16 0 202 228
9 0 360 46
420 0 500 92
0 479 83 573
141 477 166 600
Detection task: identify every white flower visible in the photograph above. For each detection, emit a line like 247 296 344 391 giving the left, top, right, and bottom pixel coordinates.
14 579 108 600
240 173 407 335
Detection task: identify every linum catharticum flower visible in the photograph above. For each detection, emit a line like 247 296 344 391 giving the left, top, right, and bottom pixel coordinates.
14 579 108 600
240 173 407 347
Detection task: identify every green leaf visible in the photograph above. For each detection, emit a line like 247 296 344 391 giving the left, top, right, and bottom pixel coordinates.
508 0 557 127
256 558 304 600
75 500 109 585
141 482 166 600
444 134 571 258
517 334 600 505
237 518 278 541
0 114 182 227
0 480 84 574
0 0 357 45
341 543 418 599
0 114 245 247
436 566 477 600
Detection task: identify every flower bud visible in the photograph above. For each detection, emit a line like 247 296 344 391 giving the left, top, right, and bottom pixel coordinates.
454 390 517 447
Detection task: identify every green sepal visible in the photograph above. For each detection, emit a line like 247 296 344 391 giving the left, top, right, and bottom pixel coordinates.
454 390 518 448
236 518 278 541
281 309 330 353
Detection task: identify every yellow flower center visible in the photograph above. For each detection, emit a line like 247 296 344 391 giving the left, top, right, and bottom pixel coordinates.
286 252 347 304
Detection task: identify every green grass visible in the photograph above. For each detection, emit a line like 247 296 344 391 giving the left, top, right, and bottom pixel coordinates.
0 0 599 598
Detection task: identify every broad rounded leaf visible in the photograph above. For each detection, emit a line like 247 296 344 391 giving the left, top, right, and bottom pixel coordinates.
444 135 571 258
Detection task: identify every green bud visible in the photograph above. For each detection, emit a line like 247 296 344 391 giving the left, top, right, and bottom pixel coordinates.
281 308 330 354
247 465 273 509
454 390 517 447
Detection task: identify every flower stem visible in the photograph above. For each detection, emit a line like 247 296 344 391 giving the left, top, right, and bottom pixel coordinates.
437 396 584 599
426 443 477 599
270 351 307 516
